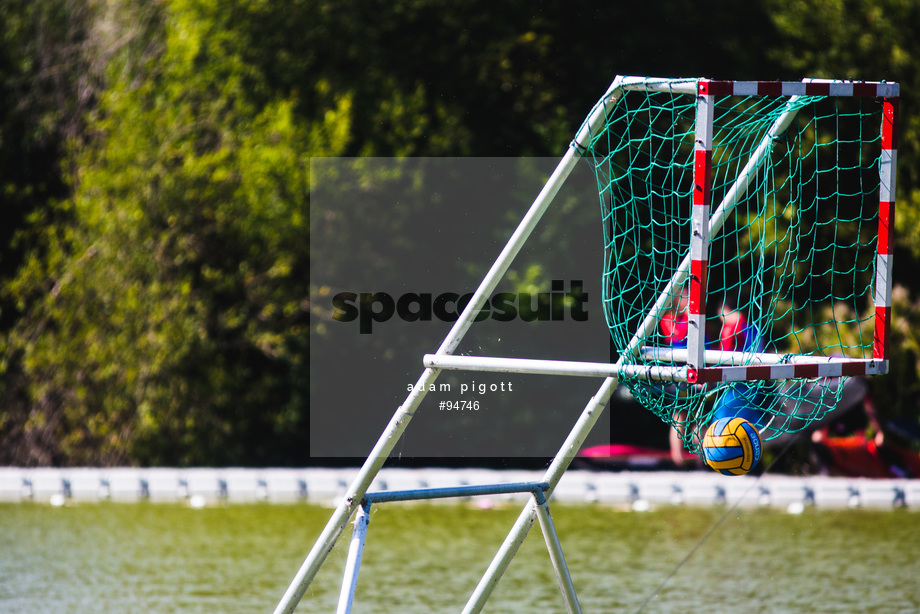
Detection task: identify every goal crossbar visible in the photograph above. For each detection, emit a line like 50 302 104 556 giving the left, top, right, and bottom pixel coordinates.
616 76 898 98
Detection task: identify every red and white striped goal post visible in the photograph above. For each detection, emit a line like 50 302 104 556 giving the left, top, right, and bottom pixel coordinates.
678 78 898 385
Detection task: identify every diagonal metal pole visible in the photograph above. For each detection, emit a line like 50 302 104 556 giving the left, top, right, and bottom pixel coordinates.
461 377 618 614
336 501 371 614
621 94 806 367
273 78 627 614
533 489 582 614
462 91 809 613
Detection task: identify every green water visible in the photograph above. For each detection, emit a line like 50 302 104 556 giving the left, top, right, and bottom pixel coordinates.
2 500 919 613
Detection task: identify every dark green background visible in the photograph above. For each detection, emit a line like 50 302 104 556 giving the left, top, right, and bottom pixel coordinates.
2 0 919 466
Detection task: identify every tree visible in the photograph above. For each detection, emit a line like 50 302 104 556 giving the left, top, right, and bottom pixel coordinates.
2 0 349 465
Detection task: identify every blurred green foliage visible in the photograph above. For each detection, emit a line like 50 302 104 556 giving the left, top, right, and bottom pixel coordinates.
0 0 918 465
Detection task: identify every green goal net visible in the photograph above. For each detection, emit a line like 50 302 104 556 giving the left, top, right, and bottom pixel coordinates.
577 77 897 453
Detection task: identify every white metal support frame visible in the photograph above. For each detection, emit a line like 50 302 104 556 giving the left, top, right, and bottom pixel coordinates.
274 75 630 614
276 76 898 613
